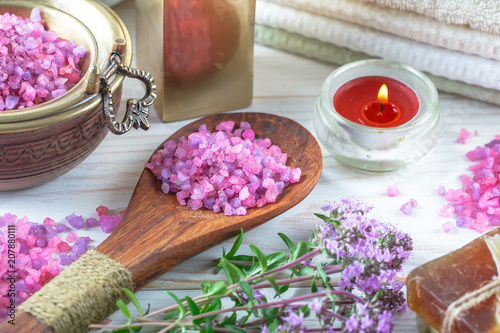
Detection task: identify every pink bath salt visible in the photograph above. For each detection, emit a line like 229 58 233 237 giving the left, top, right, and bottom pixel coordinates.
400 199 418 216
442 222 454 233
440 138 500 232
437 185 446 196
145 121 301 216
456 128 470 144
439 205 455 218
26 234 37 247
0 8 86 111
43 217 55 227
57 241 72 254
100 214 122 233
96 205 109 216
387 185 400 197
66 232 78 243
65 213 84 229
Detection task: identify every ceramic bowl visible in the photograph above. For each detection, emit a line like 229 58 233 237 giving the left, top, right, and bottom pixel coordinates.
0 0 155 190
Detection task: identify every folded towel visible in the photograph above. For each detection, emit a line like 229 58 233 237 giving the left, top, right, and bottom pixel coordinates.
256 0 500 91
360 0 500 34
265 0 500 61
254 23 500 107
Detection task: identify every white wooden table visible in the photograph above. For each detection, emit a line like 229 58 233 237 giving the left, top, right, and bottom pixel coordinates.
3 0 500 331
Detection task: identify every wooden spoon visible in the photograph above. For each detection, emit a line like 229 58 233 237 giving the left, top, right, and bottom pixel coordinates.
3 112 322 332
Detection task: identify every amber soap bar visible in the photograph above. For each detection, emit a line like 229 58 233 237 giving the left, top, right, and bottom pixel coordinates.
407 228 500 333
135 0 255 122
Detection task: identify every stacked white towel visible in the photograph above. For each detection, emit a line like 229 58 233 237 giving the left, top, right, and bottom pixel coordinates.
255 0 500 105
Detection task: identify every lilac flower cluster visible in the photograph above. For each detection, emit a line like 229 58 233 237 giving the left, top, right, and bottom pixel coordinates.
313 198 413 331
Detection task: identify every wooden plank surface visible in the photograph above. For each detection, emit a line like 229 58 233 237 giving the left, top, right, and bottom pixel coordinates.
2 0 500 331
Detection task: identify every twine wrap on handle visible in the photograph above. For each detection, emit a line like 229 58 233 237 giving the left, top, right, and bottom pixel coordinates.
18 249 134 333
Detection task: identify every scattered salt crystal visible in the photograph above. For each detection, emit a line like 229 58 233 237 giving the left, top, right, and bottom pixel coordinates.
437 185 446 196
145 121 302 216
442 222 454 233
456 128 470 144
99 214 123 233
401 199 418 216
65 213 84 229
387 185 400 197
86 217 99 228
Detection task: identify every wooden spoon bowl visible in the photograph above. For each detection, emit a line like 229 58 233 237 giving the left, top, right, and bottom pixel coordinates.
3 112 322 332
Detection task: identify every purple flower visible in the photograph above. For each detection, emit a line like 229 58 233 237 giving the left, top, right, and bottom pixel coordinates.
309 298 323 314
376 310 393 333
281 310 304 328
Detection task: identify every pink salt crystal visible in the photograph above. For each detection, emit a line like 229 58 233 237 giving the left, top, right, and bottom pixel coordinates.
216 120 235 132
43 217 55 226
96 205 109 216
26 234 37 247
401 199 418 216
456 128 470 144
437 185 446 196
57 237 73 253
439 205 455 218
100 214 122 233
86 217 99 228
290 168 301 183
66 232 77 243
442 222 454 233
387 185 400 197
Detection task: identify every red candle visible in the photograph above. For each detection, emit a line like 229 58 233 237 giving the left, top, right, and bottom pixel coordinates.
333 76 420 128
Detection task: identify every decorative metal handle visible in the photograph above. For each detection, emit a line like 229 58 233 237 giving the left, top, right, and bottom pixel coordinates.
97 51 157 135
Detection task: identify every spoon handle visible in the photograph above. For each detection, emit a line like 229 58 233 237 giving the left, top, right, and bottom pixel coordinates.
0 312 52 332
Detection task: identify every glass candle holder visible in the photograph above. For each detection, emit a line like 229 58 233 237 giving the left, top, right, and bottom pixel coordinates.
314 59 441 172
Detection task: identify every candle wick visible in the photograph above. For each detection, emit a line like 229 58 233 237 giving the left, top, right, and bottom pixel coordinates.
378 100 384 112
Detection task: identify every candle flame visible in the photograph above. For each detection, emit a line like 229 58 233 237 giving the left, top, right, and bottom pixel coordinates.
378 84 388 103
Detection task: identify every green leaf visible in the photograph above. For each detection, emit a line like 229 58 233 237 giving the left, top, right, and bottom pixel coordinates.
201 281 212 295
166 291 187 320
184 296 200 316
218 312 237 327
262 307 278 322
222 325 247 333
314 213 331 222
239 280 254 303
301 304 310 318
267 318 279 332
116 299 131 323
230 254 258 262
163 309 179 321
317 266 331 290
226 229 244 259
298 267 315 276
267 277 281 297
279 284 289 295
278 232 296 253
291 241 311 262
205 317 213 333
311 280 318 293
249 244 267 272
122 288 142 316
205 280 228 298
207 298 222 313
220 257 245 285
266 252 287 270
112 328 142 333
